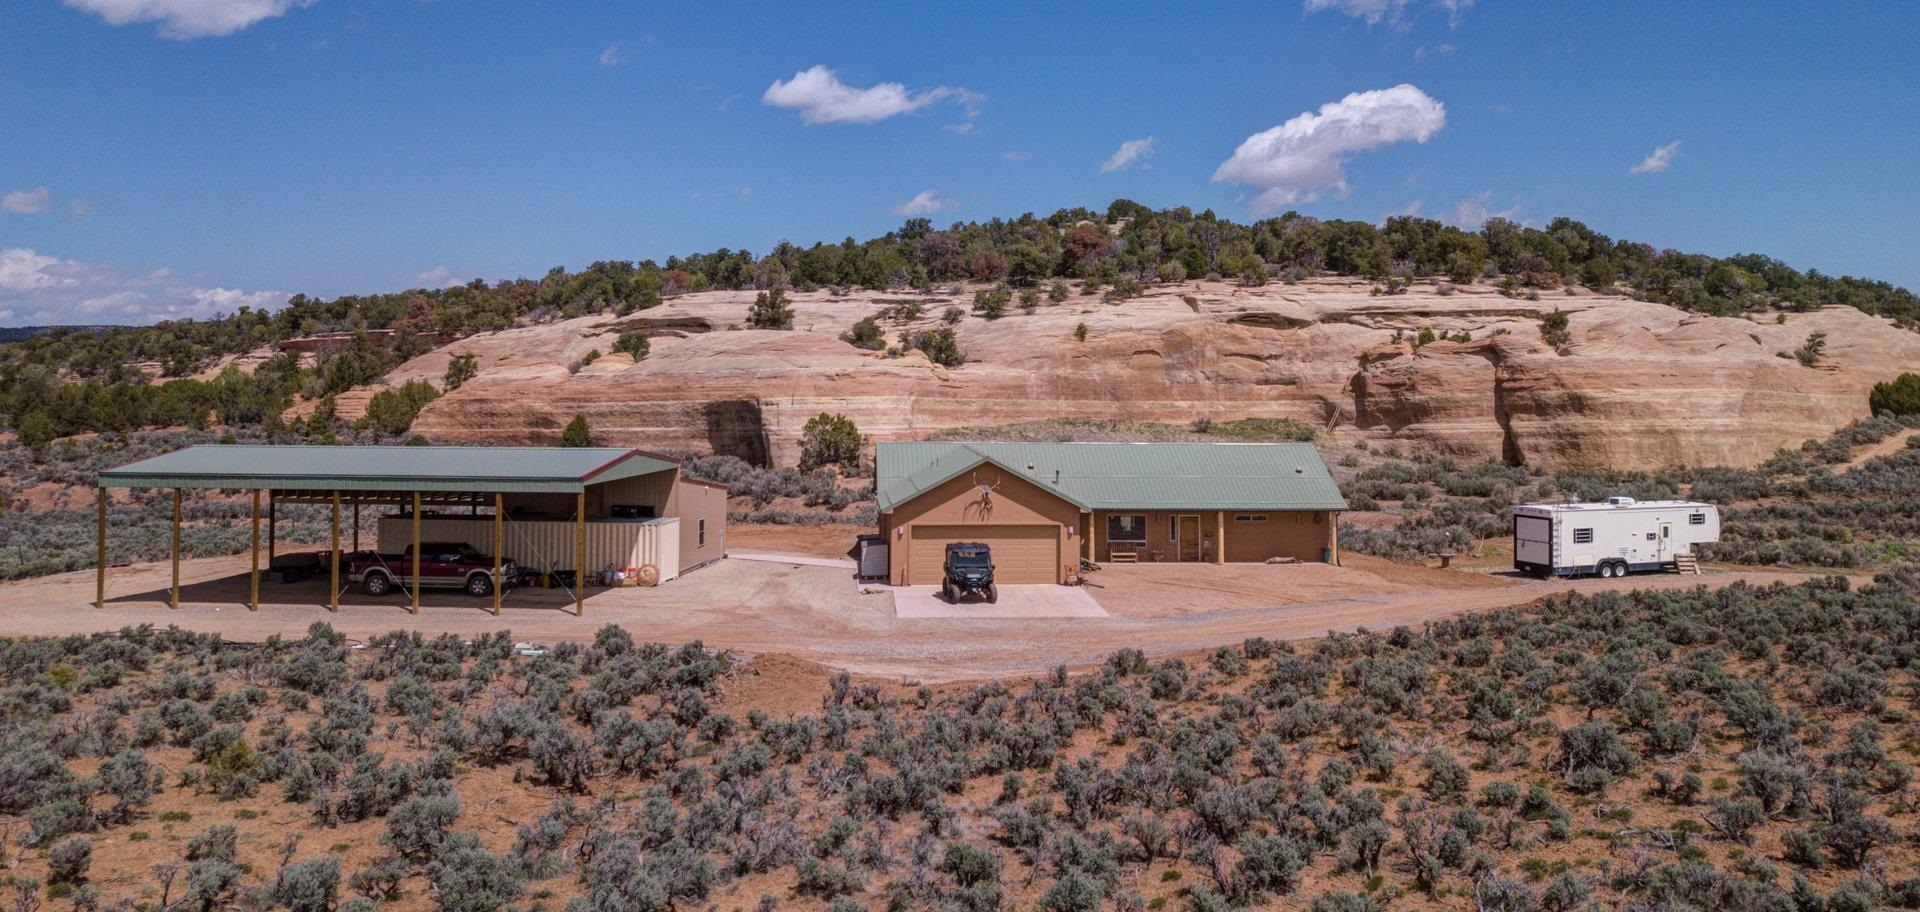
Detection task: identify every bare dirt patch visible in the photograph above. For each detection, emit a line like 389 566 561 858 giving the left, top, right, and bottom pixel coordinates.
725 521 865 559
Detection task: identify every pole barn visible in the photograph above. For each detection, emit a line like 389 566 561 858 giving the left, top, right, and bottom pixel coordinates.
94 444 728 614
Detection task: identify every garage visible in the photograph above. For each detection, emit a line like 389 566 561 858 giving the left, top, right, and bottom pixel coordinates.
909 524 1059 585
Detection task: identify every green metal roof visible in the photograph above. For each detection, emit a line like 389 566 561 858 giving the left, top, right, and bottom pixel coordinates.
875 441 1348 513
98 445 678 494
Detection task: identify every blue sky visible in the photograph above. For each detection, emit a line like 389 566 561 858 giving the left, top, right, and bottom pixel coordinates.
3 0 1918 326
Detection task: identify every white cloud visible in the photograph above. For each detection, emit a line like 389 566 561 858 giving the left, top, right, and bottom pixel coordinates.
598 44 624 67
61 0 314 39
1002 151 1029 161
2 187 51 215
762 65 982 125
1447 191 1522 228
0 248 286 326
413 266 464 289
1099 137 1157 173
1211 84 1445 212
1304 0 1471 26
1630 140 1682 175
892 190 955 217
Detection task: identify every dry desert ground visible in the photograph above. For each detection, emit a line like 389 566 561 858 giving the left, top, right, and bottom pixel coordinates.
0 525 1856 682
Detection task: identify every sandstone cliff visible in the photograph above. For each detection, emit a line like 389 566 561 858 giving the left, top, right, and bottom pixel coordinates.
373 279 1920 470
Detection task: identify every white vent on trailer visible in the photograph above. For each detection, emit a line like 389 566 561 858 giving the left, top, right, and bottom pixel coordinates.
1606 496 1636 506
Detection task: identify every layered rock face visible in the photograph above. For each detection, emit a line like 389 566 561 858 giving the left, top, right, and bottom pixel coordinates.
391 280 1920 470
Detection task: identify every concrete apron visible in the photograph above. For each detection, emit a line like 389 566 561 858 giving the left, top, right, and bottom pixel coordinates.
887 585 1110 619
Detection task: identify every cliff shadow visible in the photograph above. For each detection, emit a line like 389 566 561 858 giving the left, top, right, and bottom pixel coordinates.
704 399 770 466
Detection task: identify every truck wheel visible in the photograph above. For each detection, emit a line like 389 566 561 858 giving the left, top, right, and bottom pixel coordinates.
466 573 494 597
363 572 392 596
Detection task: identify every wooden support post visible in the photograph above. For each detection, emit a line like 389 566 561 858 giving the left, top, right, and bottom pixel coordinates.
575 491 587 617
352 501 360 551
329 491 341 613
410 492 422 615
1216 511 1226 565
249 489 261 612
170 488 181 609
492 493 504 616
95 488 107 609
267 492 276 562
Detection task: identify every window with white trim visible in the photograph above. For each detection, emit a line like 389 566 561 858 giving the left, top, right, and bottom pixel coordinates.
1573 528 1594 544
1234 514 1268 523
1107 514 1147 545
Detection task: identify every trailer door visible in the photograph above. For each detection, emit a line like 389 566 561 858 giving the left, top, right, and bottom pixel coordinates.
1515 515 1553 566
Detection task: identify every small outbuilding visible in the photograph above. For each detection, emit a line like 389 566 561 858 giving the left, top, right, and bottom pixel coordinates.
95 445 727 614
873 441 1348 586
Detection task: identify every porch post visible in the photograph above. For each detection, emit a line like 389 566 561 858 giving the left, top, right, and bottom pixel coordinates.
352 501 360 551
170 488 181 609
249 489 261 612
492 493 503 616
1216 511 1226 565
267 492 276 562
329 491 340 613
410 492 422 615
95 488 107 609
575 491 587 617
1330 512 1341 566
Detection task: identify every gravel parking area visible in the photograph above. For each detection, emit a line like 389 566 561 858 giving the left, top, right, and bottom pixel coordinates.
0 545 1859 681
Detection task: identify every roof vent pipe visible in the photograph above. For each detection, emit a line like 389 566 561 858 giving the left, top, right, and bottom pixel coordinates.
1053 469 1061 484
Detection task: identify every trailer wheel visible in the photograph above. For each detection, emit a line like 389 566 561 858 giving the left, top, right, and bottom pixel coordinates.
363 571 393 596
466 573 494 597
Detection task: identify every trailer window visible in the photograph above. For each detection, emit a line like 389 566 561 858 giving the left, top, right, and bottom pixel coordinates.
1646 532 1656 541
1573 528 1594 544
1108 514 1147 545
1690 513 1706 525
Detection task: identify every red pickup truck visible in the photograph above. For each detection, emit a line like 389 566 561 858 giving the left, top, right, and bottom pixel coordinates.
344 543 516 598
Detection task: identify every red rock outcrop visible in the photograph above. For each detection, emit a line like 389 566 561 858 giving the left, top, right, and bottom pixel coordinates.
386 280 1920 470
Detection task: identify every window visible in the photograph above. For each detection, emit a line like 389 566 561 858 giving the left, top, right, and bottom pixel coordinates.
1690 513 1706 525
1573 528 1594 544
1107 514 1148 544
1234 514 1268 523
1646 532 1656 541
697 519 706 547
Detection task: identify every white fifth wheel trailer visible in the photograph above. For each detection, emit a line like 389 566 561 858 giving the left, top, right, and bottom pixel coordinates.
1512 497 1719 578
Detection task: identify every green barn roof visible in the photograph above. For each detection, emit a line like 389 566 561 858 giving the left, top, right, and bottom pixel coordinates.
98 445 678 494
874 441 1348 513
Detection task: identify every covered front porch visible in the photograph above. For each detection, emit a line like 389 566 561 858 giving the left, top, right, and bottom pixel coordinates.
1079 508 1340 565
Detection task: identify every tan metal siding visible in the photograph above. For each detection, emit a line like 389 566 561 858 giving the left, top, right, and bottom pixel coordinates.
669 480 727 572
909 524 1059 585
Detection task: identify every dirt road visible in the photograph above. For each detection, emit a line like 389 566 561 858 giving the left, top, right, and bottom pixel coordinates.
0 547 1855 681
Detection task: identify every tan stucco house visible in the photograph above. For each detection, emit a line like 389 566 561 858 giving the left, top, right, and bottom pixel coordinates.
874 441 1348 586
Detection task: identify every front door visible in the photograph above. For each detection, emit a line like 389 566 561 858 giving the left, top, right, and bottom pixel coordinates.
1176 515 1201 561
1658 522 1673 561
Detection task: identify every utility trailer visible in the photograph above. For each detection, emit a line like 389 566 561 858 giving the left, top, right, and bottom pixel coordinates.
1512 497 1719 579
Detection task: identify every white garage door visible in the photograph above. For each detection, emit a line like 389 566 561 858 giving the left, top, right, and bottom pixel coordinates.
909 524 1060 585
